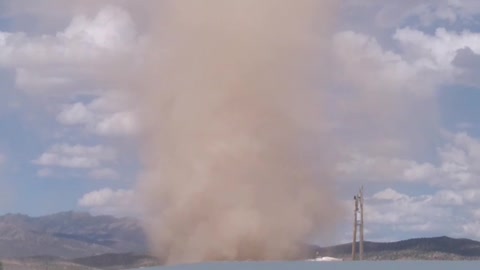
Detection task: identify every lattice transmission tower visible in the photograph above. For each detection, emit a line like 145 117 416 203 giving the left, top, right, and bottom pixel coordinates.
352 186 364 261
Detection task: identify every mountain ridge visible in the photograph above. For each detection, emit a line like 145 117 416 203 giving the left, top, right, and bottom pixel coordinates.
311 236 480 260
0 211 148 259
1 211 480 266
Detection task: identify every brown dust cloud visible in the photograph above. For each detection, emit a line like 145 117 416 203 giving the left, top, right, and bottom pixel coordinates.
131 0 343 264
23 0 344 264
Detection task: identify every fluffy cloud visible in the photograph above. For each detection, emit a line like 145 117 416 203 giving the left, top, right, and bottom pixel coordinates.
33 144 116 169
0 5 138 94
342 0 480 29
331 25 480 157
56 103 94 125
368 192 433 227
333 27 480 97
462 222 480 239
62 5 137 51
334 25 480 97
431 190 464 206
330 27 444 163
78 188 138 216
0 5 136 65
336 152 435 183
331 3 480 240
364 187 477 240
338 132 480 187
372 188 409 201
341 132 480 240
394 27 480 71
56 94 138 137
435 132 480 188
333 31 421 94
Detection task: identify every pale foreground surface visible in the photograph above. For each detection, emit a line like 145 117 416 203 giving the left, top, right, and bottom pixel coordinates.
150 261 479 270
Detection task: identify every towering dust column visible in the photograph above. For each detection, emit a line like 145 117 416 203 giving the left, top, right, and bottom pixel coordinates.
135 0 340 264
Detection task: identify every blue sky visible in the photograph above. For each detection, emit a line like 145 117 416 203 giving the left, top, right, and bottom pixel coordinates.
1 0 480 244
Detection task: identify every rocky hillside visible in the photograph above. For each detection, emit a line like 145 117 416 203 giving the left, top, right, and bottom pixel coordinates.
0 211 148 259
312 236 480 260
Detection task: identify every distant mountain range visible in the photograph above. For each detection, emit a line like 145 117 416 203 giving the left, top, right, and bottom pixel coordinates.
0 211 148 259
311 236 480 260
3 253 161 270
0 211 479 269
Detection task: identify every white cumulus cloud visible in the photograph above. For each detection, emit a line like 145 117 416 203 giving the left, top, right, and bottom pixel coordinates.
394 27 480 71
372 188 409 201
0 5 136 67
56 93 138 137
78 188 138 216
33 144 116 169
461 222 480 239
339 132 480 240
0 5 138 94
57 102 95 125
342 0 480 28
363 188 470 240
338 132 480 188
336 152 434 183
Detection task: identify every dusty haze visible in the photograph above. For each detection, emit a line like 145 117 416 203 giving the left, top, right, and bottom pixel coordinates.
131 0 342 264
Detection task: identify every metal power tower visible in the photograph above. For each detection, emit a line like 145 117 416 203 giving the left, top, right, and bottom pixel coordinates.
352 186 364 261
